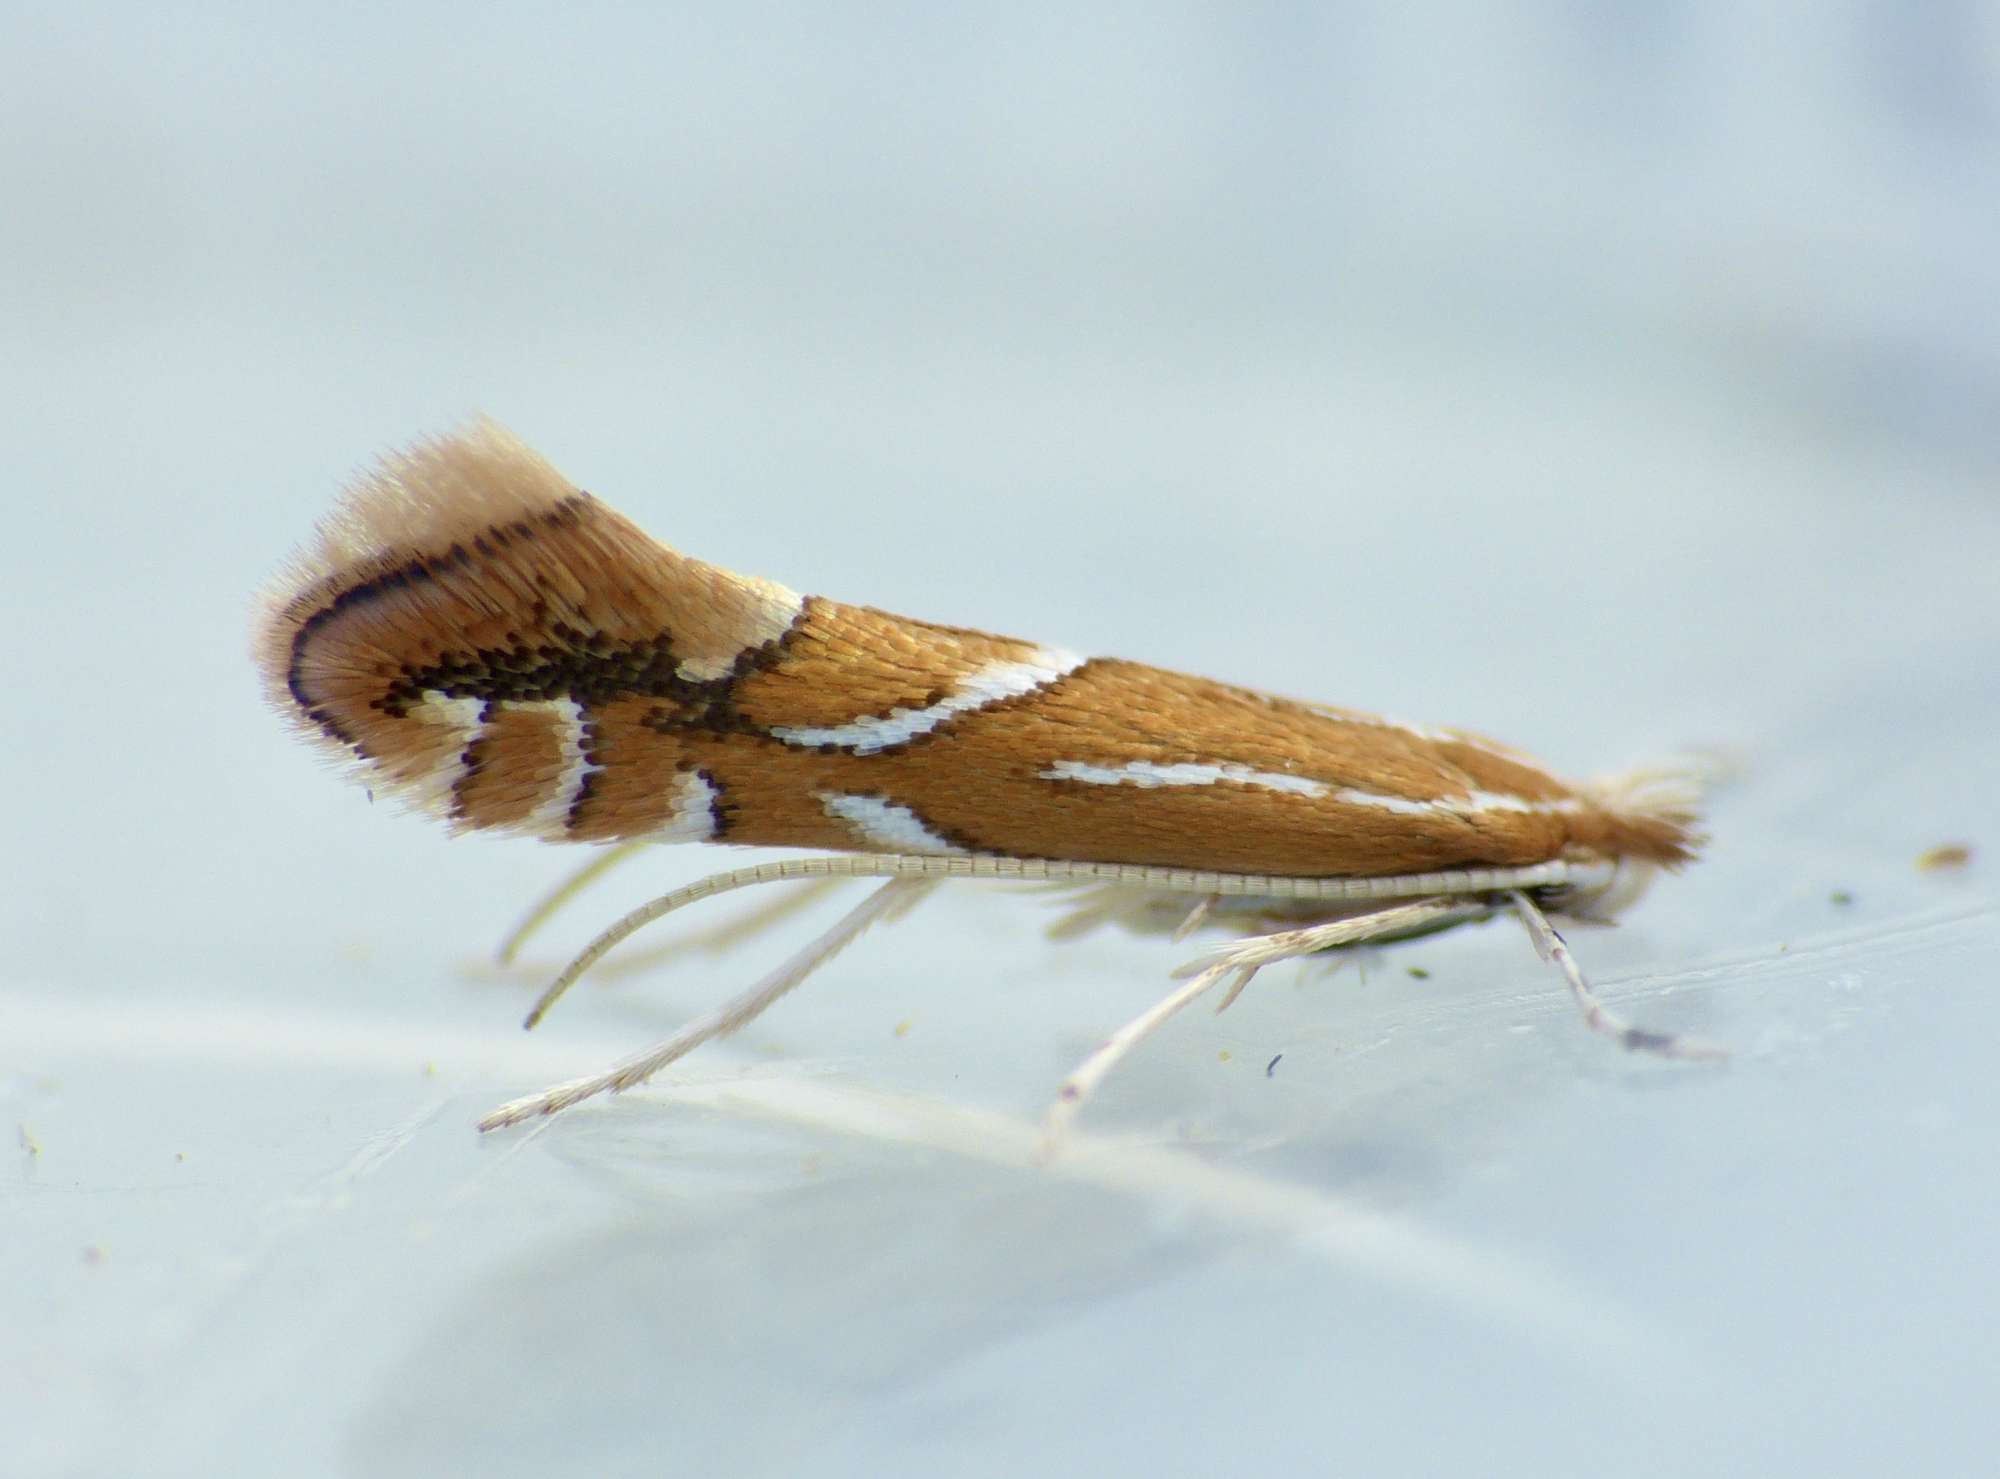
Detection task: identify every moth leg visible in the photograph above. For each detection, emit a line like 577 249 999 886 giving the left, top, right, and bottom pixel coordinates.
494 841 648 966
1040 959 1253 1148
1212 961 1261 1014
1171 893 1220 942
1042 883 1206 942
498 847 847 986
1041 897 1476 1148
1041 885 1128 941
479 877 938 1131
1198 897 1489 989
1505 890 1726 1060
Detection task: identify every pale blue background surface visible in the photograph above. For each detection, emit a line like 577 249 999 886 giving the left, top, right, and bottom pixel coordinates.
5 5 1998 1476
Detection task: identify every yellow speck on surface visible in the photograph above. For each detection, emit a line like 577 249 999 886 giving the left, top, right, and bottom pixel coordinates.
893 1018 914 1038
17 1123 39 1156
1217 1050 1232 1062
1917 842 1973 872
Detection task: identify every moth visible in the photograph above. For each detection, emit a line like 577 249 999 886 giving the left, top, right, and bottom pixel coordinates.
254 421 1715 1137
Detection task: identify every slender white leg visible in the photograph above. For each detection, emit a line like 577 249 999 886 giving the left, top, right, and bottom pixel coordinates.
1041 960 1246 1147
1042 887 1122 941
1171 893 1220 942
1043 898 1475 1148
1210 962 1260 1014
1506 890 1725 1060
479 877 938 1131
1181 898 1487 975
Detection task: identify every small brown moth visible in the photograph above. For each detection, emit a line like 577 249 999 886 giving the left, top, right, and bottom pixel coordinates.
255 422 1716 1138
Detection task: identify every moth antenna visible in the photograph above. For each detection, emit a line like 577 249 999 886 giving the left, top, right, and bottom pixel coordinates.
521 856 950 1028
594 877 850 975
516 853 1624 1031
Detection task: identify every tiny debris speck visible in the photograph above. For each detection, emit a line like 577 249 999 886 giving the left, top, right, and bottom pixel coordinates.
1917 842 1973 873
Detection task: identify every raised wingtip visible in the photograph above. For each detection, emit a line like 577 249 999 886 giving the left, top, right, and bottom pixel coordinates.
248 423 809 844
246 420 598 818
315 418 573 566
257 418 573 613
251 419 581 720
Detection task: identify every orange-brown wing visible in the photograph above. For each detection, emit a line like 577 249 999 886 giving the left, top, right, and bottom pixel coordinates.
257 422 1696 877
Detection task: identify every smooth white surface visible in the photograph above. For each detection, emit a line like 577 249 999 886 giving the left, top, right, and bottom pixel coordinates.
4 6 1998 1477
